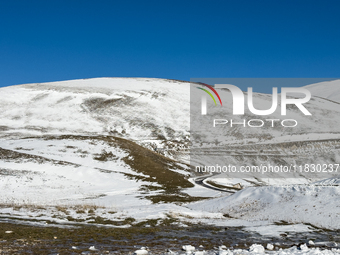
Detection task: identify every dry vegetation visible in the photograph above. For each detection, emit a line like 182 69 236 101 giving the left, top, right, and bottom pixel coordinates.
40 135 203 203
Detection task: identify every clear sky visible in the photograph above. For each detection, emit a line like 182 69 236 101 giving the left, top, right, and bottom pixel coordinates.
1 0 340 91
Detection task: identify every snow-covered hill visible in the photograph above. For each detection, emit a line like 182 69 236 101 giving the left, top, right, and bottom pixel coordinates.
191 79 340 182
0 78 190 156
0 77 339 234
304 79 340 103
189 184 340 229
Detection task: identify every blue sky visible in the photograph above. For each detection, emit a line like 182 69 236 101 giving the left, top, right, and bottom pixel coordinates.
0 0 339 91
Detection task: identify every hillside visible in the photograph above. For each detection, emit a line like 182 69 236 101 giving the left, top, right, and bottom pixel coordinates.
304 79 340 103
0 78 190 161
0 77 339 234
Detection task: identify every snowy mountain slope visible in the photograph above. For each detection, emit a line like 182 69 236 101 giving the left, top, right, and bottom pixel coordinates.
0 78 221 227
189 184 340 230
191 83 340 146
191 81 340 181
1 77 340 187
0 78 189 138
0 134 208 205
0 78 190 162
0 77 340 231
1 77 340 164
1 78 340 150
304 79 340 103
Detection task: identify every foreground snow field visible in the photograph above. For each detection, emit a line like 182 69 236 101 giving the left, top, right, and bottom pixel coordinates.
189 185 340 229
0 78 339 253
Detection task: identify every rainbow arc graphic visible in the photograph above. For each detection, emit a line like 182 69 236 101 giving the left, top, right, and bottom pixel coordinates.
196 83 222 106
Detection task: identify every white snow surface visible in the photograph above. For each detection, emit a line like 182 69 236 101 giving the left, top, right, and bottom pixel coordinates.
304 79 340 103
0 77 189 141
189 184 340 229
0 77 339 234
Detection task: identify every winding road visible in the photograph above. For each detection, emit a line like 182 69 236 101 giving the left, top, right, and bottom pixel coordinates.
194 175 236 193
